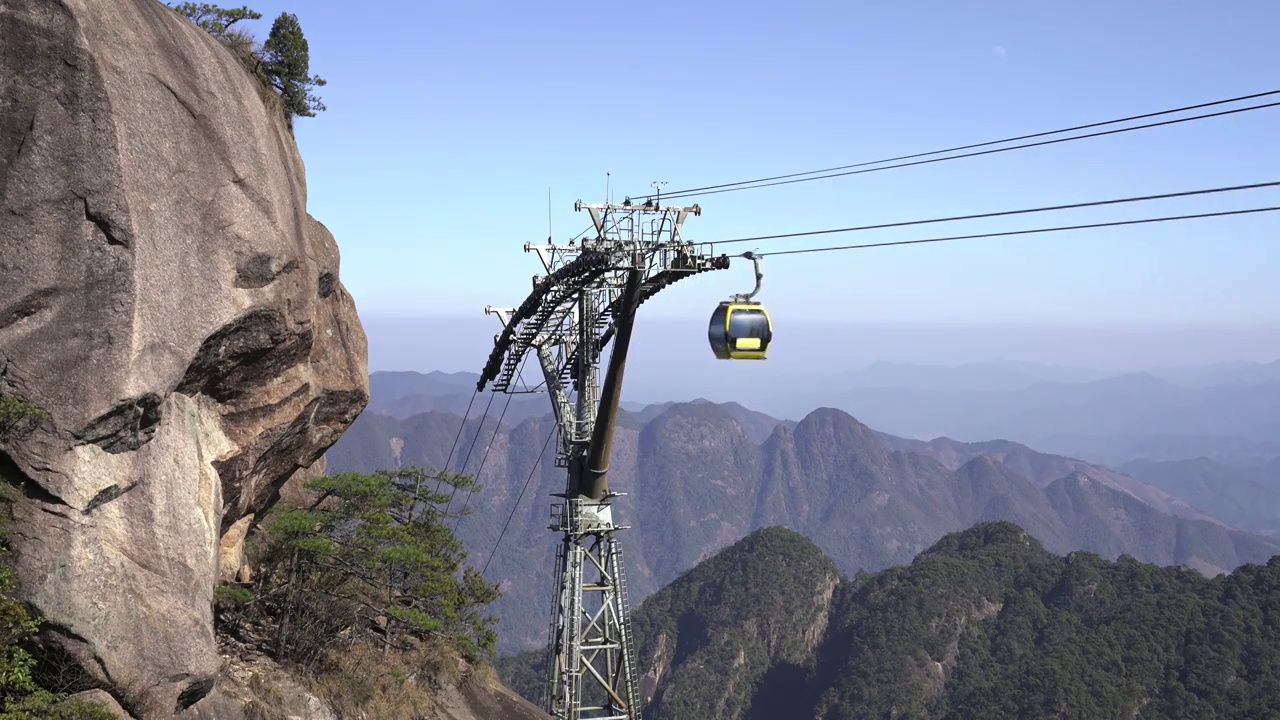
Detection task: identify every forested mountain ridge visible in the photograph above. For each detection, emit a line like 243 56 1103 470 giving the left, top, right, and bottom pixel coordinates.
326 400 1280 653
630 527 839 719
499 522 1280 719
812 521 1280 718
360 367 1280 468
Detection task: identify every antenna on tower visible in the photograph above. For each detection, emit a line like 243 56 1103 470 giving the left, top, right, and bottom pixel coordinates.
606 172 611 204
547 188 553 242
651 180 667 207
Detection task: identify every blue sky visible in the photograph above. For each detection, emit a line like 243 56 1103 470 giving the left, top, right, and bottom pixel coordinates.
233 0 1278 327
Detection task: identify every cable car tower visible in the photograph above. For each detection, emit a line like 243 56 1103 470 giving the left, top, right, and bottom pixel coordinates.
479 198 728 719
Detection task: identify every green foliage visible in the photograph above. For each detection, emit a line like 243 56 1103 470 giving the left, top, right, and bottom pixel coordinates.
796 521 1280 719
0 566 38 698
213 583 254 638
632 527 840 719
0 691 118 720
244 467 499 670
168 2 261 37
809 523 1062 719
498 527 843 719
261 12 327 120
213 467 502 712
0 398 45 441
214 584 253 609
493 651 545 709
167 3 327 124
0 550 115 719
501 521 1280 719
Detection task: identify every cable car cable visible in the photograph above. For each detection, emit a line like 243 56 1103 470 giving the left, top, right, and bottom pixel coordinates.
481 423 556 579
711 180 1280 245
635 89 1280 199
451 353 532 529
751 205 1280 258
443 389 497 516
435 387 480 495
452 383 516 532
651 99 1280 201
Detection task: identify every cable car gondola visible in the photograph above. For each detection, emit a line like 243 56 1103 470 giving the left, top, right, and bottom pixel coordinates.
708 251 773 360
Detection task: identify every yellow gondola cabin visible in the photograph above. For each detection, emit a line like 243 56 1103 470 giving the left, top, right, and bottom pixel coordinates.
708 301 772 360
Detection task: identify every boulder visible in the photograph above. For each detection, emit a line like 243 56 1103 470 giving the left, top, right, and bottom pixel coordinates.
0 0 368 716
218 513 254 585
66 690 134 719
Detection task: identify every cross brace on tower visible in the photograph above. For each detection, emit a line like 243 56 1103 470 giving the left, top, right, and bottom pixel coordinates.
479 198 728 719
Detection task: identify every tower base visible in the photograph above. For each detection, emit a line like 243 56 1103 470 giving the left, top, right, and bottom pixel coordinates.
543 496 638 720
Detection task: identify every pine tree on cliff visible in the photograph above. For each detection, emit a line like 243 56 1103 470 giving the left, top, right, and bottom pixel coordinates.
169 2 261 37
253 467 501 664
261 12 327 120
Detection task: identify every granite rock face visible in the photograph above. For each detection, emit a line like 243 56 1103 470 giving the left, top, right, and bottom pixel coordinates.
0 0 368 716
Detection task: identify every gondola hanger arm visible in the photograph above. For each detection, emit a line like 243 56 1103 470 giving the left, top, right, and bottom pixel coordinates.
733 251 763 303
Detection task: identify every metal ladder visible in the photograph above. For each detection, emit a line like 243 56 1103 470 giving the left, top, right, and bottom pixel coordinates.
609 537 640 718
566 531 586 719
543 516 569 713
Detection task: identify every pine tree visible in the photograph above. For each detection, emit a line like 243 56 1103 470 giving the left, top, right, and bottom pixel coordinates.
168 3 262 37
260 468 500 663
261 12 327 120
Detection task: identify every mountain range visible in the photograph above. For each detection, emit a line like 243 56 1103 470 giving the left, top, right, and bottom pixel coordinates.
1119 455 1280 537
499 523 1280 719
325 373 1280 653
753 369 1280 465
361 365 1280 468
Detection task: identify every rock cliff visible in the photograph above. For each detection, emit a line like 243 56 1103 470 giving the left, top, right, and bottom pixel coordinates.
0 0 368 716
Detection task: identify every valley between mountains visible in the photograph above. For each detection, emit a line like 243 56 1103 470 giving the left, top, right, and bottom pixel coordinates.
326 374 1280 655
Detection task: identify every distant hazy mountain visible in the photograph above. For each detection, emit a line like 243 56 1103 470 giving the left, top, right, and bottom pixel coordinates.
751 371 1280 467
834 359 1111 390
1147 358 1280 387
875 433 1221 524
620 398 795 443
499 522 1280 719
363 365 1280 470
367 369 555 426
1119 456 1280 537
325 398 1280 653
368 369 477 400
364 370 795 442
1032 433 1280 468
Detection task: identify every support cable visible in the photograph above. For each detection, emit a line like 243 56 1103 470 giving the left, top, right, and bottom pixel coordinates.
647 96 1280 200
480 423 557 579
434 387 481 496
445 389 480 471
452 354 531 529
638 89 1280 198
443 389 497 516
752 205 1280 258
711 180 1280 245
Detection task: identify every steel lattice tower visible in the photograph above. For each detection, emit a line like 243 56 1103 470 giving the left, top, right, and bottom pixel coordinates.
478 199 728 719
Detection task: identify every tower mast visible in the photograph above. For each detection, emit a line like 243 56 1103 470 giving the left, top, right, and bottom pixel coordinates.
480 198 726 719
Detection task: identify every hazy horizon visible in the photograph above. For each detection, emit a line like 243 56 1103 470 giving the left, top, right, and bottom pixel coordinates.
358 314 1280 467
366 312 1280 376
